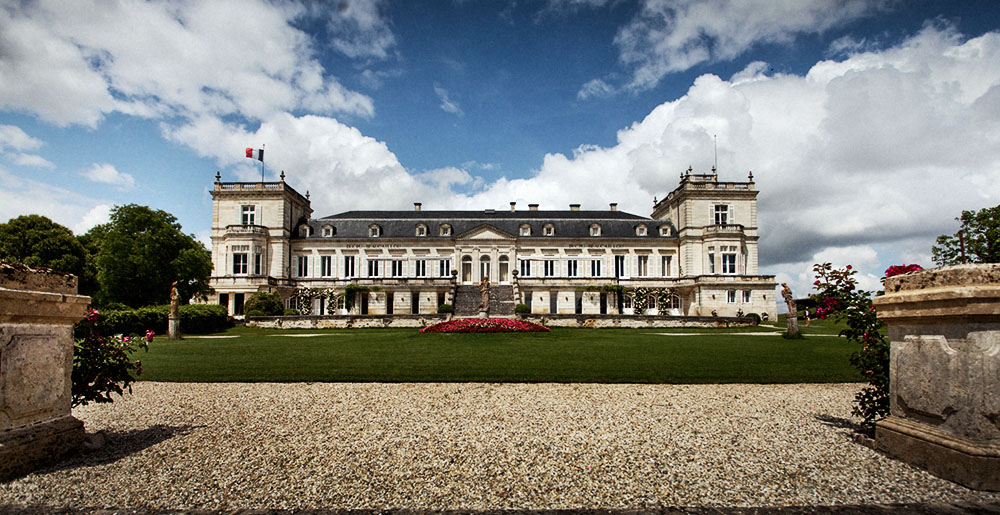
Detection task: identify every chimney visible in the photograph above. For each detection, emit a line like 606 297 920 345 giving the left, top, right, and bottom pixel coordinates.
570 204 580 211
510 202 516 212
414 202 422 212
529 203 539 211
610 203 618 211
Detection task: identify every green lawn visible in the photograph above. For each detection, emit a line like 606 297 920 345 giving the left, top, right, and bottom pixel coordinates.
136 322 861 383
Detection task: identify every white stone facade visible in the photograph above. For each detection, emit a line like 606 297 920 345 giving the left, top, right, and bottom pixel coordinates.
208 168 777 320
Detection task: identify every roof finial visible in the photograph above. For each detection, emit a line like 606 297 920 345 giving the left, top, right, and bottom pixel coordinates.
215 171 221 182
748 170 754 182
653 196 657 205
306 190 310 199
687 165 692 175
280 170 285 182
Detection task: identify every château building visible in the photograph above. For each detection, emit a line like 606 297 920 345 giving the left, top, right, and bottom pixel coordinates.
208 168 776 320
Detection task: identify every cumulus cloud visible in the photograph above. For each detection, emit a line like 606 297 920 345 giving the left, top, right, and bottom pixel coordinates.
0 125 44 152
323 0 397 60
81 163 136 191
611 0 888 91
0 167 107 232
0 0 375 127
434 85 464 116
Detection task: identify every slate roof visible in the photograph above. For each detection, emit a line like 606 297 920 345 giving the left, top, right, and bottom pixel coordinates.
295 210 676 240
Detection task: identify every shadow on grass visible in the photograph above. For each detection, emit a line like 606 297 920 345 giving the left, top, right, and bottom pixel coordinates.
45 424 201 473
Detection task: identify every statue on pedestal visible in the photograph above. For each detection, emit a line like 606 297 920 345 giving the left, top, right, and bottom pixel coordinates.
168 281 181 340
476 278 490 317
780 282 799 334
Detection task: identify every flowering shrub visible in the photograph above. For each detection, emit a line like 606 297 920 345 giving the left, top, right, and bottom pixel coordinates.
811 262 924 428
420 317 550 333
884 263 924 278
72 307 153 407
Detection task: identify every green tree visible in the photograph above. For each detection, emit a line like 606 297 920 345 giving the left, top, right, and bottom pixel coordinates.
86 204 212 308
0 215 97 295
932 204 1000 265
244 292 284 316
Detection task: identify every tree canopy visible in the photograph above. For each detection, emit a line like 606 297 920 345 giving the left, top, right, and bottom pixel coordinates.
0 215 96 294
932 204 1000 266
85 204 212 308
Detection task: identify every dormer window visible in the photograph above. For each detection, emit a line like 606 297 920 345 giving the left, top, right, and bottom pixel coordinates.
590 224 601 237
520 224 531 236
659 225 671 236
543 224 555 236
416 224 427 237
322 225 335 237
299 225 311 238
636 224 647 236
369 224 381 238
439 224 452 236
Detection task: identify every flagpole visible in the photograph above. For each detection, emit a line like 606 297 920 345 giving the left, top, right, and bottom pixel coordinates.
261 143 265 182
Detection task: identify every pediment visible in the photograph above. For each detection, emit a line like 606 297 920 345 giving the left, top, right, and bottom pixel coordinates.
456 224 515 240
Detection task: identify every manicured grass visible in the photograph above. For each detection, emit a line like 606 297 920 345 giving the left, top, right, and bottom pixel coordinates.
136 325 861 383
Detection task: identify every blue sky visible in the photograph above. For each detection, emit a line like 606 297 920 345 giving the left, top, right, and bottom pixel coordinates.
2 0 1000 297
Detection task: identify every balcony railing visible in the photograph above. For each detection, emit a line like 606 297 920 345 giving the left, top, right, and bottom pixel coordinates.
217 182 283 191
225 224 268 235
704 224 745 234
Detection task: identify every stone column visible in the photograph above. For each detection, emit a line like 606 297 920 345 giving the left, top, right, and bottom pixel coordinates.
0 263 90 480
872 264 1000 491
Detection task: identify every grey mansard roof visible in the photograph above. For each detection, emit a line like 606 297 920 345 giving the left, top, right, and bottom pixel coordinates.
294 210 676 240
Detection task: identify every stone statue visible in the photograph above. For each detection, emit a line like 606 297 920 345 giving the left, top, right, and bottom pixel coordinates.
780 282 799 334
476 277 490 316
168 281 181 340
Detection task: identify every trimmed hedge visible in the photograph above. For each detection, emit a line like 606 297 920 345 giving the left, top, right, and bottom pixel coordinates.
78 304 231 337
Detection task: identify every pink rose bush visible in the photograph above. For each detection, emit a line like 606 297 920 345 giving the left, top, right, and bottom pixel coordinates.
420 317 550 333
884 263 923 278
73 307 152 406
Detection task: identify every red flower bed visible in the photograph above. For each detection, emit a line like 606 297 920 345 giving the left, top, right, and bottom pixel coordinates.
884 264 924 278
420 317 550 333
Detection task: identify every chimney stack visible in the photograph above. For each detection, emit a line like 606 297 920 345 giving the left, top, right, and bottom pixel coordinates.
529 203 539 211
610 203 618 211
510 202 516 212
414 202 422 211
570 204 580 211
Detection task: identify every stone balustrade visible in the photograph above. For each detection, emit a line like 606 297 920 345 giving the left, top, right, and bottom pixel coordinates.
872 264 1000 491
0 262 90 480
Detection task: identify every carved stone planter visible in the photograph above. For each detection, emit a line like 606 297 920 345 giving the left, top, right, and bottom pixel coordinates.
872 264 1000 490
0 263 90 480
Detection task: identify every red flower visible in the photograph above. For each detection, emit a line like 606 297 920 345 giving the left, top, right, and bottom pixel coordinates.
420 318 550 333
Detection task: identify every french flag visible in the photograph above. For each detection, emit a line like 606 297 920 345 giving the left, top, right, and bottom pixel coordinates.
245 147 264 161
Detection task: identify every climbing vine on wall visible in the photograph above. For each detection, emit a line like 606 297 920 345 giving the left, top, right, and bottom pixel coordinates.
290 287 343 315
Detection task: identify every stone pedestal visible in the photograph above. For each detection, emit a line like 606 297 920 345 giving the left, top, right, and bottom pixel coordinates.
0 262 90 480
168 316 181 340
872 264 1000 490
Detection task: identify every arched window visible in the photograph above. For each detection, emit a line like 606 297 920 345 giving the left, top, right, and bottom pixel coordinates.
415 224 427 237
299 225 311 237
543 223 555 236
635 224 647 236
659 225 670 236
519 224 531 236
439 224 452 236
590 224 601 237
322 225 335 237
368 224 381 238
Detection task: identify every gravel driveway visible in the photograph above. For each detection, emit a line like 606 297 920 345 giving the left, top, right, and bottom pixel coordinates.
2 382 998 511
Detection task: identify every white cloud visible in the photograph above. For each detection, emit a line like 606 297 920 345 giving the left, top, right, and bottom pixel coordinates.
73 204 112 234
612 0 888 90
7 153 54 168
322 0 396 60
0 125 44 152
434 85 463 116
81 163 136 191
0 167 108 233
0 0 375 127
577 78 617 100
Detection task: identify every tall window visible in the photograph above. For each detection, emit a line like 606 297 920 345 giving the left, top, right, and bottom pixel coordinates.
590 259 601 277
233 252 248 275
637 256 648 277
439 259 450 277
727 290 737 303
367 259 379 277
296 255 309 277
391 260 405 277
661 255 671 277
742 290 751 303
253 248 262 275
708 248 716 274
714 205 728 225
614 255 626 278
567 260 578 277
241 205 255 225
722 246 737 274
519 259 531 277
415 260 427 277
343 256 356 278
321 256 332 277
543 260 555 277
